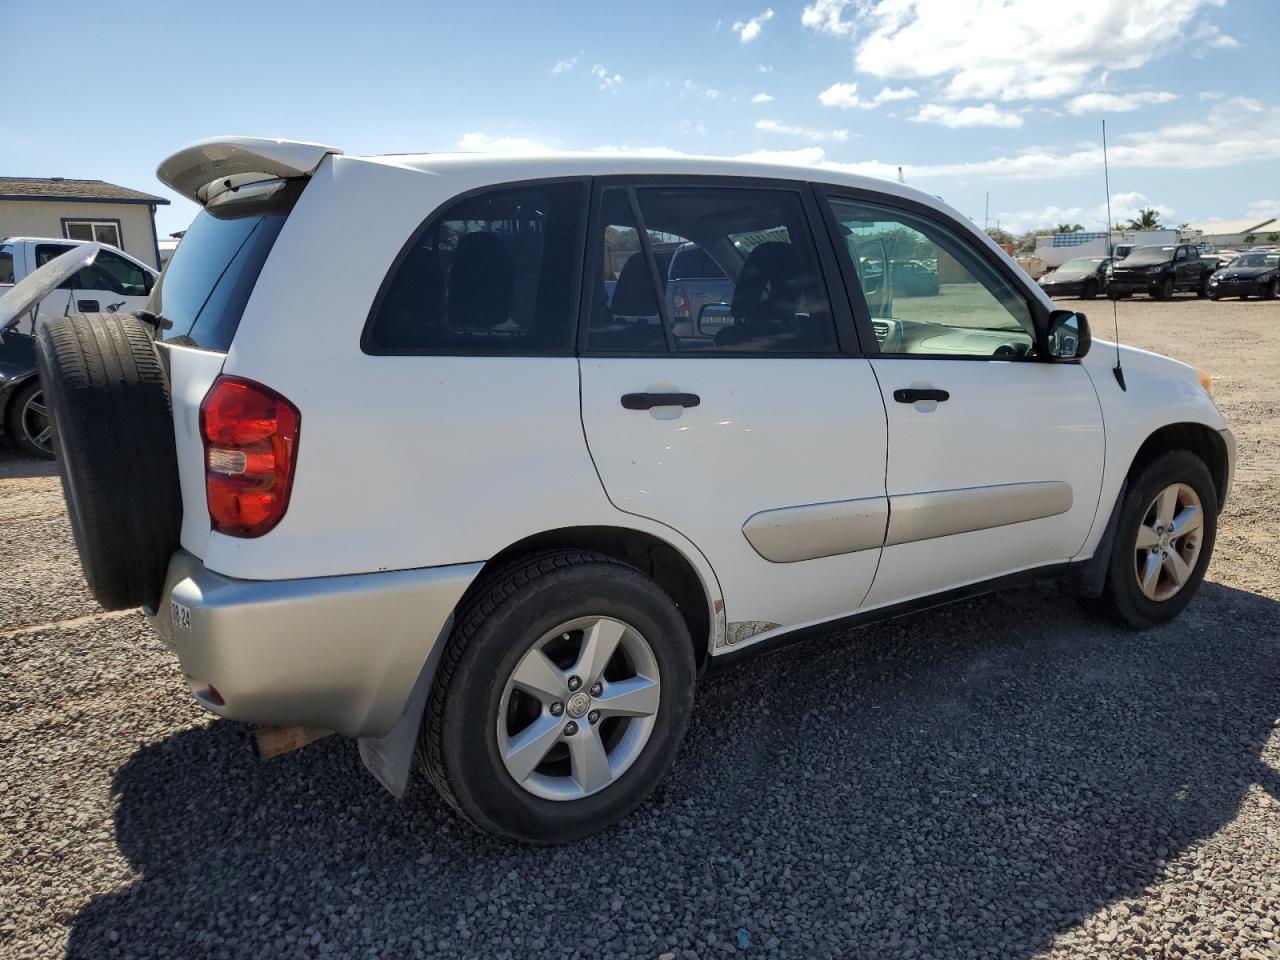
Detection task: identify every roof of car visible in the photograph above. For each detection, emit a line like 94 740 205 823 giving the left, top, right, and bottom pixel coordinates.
0 176 168 205
358 150 947 214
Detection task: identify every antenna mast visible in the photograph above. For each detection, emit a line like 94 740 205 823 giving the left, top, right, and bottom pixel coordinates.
1102 119 1126 390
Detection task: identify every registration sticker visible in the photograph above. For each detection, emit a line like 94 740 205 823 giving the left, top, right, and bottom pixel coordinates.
170 599 192 632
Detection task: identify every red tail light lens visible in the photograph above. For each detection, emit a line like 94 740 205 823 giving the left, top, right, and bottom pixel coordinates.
200 376 300 538
672 286 691 319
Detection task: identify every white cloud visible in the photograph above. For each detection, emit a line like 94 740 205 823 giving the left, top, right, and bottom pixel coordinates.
1065 90 1179 114
751 92 775 103
910 102 1025 128
457 133 555 154
874 85 919 103
803 0 1227 102
820 81 921 109
757 64 774 73
994 191 1175 234
1192 20 1241 54
705 88 722 100
591 64 622 92
1245 199 1280 218
800 0 857 37
550 55 578 75
756 118 850 142
818 82 869 109
732 8 775 43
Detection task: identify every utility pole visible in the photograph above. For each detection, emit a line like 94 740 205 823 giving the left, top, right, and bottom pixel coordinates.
984 192 990 231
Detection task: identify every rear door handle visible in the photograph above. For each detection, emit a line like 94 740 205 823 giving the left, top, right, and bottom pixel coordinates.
893 388 949 403
620 392 701 410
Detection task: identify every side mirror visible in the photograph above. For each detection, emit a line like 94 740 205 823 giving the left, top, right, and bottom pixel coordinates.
1038 309 1090 360
696 302 734 338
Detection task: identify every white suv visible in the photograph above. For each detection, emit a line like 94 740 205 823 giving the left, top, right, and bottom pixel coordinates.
36 137 1235 843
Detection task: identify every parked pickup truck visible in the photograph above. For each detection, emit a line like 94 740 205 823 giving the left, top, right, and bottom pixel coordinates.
1107 243 1214 301
0 239 157 457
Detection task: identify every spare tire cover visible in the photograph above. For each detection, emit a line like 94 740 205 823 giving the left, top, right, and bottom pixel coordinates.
35 313 183 611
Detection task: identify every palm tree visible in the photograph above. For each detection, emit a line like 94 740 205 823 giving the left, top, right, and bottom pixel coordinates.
1127 208 1162 231
1055 223 1085 233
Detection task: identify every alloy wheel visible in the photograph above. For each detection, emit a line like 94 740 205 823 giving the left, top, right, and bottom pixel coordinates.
22 389 53 456
497 616 661 801
1133 483 1204 602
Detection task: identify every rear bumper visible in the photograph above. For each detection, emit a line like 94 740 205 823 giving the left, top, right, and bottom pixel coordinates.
147 550 482 737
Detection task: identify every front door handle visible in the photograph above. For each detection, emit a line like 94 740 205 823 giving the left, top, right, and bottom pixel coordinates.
621 392 701 411
893 388 949 403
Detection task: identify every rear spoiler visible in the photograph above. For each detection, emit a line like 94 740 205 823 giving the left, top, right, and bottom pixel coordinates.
157 136 343 206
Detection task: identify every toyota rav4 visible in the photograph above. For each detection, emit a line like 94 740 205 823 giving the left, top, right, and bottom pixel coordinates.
33 137 1235 843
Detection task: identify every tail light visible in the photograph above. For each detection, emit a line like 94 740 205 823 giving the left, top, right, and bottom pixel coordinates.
200 376 300 538
672 286 691 319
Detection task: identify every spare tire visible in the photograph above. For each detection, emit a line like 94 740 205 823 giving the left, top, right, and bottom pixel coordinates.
35 313 183 611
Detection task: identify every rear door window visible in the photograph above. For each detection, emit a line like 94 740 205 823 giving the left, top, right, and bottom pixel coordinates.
364 181 586 355
156 179 303 351
586 185 839 355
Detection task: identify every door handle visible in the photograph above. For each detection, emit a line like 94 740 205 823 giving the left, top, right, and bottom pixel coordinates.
620 392 701 411
893 388 949 403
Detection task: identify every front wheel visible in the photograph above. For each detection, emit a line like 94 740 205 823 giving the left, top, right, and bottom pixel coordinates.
419 550 696 843
5 380 54 459
1267 278 1279 301
1198 276 1211 299
1093 450 1218 630
1153 277 1174 301
1082 279 1099 301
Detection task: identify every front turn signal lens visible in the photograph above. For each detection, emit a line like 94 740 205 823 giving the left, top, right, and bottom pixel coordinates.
1197 369 1214 395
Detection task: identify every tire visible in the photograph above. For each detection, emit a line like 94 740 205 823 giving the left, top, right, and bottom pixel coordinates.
1267 278 1279 301
1209 294 1221 301
1092 450 1218 630
1153 277 1174 301
5 380 54 459
1198 276 1211 299
1081 279 1098 301
418 549 697 843
35 313 182 611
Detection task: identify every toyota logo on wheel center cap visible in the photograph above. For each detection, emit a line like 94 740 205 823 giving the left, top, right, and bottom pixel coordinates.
567 692 591 718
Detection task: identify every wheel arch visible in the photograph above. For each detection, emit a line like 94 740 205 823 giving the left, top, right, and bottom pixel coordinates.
1128 421 1229 508
474 525 718 671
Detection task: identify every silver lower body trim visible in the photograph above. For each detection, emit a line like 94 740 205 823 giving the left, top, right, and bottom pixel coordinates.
742 496 889 563
148 550 481 738
885 480 1073 547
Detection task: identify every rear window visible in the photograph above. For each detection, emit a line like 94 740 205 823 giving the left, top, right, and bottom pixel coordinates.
363 181 585 355
156 179 303 351
669 245 727 280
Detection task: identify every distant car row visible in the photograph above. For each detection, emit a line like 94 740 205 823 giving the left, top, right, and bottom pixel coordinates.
1038 244 1280 302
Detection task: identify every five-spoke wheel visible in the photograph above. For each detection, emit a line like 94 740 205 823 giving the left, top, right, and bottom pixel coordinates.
498 616 661 800
1134 483 1204 601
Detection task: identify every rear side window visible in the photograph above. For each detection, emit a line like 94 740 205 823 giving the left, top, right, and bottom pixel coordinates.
156 179 303 352
365 181 585 355
0 244 14 284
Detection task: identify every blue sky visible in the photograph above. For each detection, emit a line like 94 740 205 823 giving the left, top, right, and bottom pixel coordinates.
4 0 1276 239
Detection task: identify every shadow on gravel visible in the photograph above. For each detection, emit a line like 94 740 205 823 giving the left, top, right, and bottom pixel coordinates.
68 581 1280 959
0 448 56 479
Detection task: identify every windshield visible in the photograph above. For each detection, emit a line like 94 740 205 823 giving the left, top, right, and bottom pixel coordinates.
1228 253 1278 269
1123 246 1175 265
154 179 303 351
1057 258 1103 272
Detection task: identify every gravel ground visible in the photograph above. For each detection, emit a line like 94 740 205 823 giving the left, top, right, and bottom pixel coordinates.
3 296 1280 959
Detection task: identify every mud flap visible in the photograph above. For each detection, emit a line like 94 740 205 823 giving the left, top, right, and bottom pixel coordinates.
357 615 454 796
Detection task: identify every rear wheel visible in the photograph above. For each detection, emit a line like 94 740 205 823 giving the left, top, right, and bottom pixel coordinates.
5 380 54 459
1267 278 1279 300
419 550 696 843
1198 276 1211 298
1092 450 1217 630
